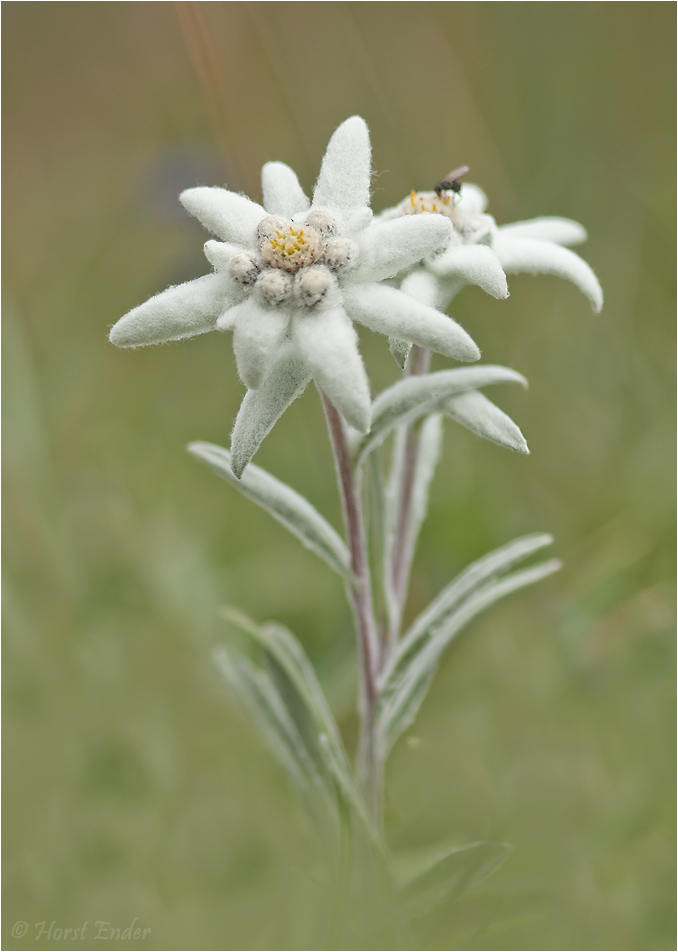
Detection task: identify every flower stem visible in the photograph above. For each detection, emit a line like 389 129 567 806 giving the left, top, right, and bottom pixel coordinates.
388 345 431 646
317 387 382 820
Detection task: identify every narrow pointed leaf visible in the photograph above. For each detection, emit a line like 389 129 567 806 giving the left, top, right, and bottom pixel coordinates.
356 366 527 462
383 533 555 687
214 646 324 798
380 559 562 753
395 842 513 924
221 609 386 854
189 442 351 579
384 415 443 627
444 390 529 453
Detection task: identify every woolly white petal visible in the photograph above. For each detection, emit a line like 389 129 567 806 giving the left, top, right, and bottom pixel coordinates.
232 300 290 389
494 235 603 312
313 117 371 214
110 274 230 348
230 342 312 478
399 270 447 309
499 217 587 246
427 244 509 299
203 240 242 271
352 215 453 283
261 162 310 218
343 284 480 363
180 187 265 247
291 306 371 432
457 183 488 216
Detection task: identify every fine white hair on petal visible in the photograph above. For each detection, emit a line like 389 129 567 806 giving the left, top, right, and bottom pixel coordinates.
457 183 488 217
180 187 266 247
230 342 312 478
291 305 371 432
498 217 587 246
203 240 243 271
109 274 230 348
352 215 453 284
427 244 509 299
493 235 603 312
313 116 371 214
231 299 291 389
343 284 480 363
399 270 447 309
261 162 310 218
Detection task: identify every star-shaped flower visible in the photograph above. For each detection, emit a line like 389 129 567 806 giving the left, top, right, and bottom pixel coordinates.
380 181 603 315
110 118 482 437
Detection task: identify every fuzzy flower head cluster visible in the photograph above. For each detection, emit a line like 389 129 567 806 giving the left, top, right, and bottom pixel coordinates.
110 117 602 473
380 179 603 319
110 118 481 436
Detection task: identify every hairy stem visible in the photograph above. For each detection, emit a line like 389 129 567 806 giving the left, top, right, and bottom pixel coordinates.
317 388 382 820
388 345 431 647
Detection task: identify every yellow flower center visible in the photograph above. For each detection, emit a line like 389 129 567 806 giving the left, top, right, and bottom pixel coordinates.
395 190 459 220
260 224 322 273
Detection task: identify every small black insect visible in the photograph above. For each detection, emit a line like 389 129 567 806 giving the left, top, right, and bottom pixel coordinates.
433 165 470 198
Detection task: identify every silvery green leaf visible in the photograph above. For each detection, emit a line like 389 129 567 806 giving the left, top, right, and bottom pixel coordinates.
379 559 561 753
383 533 555 688
356 366 527 462
394 841 513 924
409 414 443 551
444 390 529 453
221 608 347 767
230 342 312 478
384 415 443 630
221 608 386 854
389 337 412 370
214 646 326 802
189 442 351 579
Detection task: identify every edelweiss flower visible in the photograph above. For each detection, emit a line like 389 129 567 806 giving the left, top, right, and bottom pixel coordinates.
380 182 603 316
110 118 482 439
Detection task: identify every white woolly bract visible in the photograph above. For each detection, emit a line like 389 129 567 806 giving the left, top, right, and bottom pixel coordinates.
352 215 452 283
498 217 587 246
291 305 371 433
493 235 603 312
180 187 265 247
230 343 312 478
457 183 488 216
262 162 310 218
109 274 230 347
313 117 371 214
399 270 446 309
426 244 509 300
231 300 291 389
343 284 480 363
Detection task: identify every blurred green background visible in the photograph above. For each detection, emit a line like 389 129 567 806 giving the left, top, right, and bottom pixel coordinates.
3 3 675 949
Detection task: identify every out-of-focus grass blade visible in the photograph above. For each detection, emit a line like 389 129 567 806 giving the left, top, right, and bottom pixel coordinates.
393 841 513 925
189 442 351 579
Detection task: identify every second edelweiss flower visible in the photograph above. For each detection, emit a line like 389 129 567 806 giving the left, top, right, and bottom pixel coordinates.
110 118 481 435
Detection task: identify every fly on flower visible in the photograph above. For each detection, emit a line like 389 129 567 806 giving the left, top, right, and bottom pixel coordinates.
433 165 470 199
